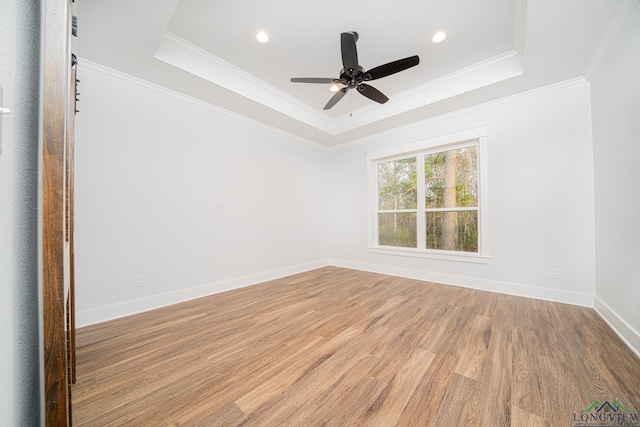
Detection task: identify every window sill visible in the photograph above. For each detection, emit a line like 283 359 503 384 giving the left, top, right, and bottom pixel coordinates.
368 246 491 264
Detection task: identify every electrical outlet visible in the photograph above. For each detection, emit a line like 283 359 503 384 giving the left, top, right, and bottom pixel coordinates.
549 268 559 279
137 275 147 287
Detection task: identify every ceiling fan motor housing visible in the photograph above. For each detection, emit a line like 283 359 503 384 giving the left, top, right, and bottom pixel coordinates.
340 66 368 88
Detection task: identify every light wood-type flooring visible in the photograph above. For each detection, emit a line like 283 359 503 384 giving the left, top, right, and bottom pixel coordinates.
73 267 640 426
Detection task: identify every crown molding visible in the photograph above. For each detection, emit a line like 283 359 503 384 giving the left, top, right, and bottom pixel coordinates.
154 32 333 129
153 31 523 136
334 77 588 150
329 50 523 133
584 0 639 81
514 0 528 54
78 57 583 151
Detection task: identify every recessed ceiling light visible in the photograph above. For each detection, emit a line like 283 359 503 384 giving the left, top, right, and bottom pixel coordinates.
430 30 448 44
330 84 340 93
255 31 270 45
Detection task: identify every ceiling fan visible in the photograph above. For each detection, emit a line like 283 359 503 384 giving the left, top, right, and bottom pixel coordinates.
290 32 420 110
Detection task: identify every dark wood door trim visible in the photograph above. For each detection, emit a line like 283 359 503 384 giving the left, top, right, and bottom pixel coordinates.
42 0 71 424
68 55 77 385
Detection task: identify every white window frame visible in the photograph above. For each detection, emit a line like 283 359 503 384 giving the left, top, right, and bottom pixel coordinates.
366 126 490 264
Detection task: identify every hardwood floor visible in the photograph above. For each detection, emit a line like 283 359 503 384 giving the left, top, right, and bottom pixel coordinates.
72 267 640 426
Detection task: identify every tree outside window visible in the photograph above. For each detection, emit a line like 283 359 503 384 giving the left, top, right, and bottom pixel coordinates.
374 143 479 254
377 157 417 248
424 145 478 252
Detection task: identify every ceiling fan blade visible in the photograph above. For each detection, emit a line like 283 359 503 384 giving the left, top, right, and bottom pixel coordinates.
324 87 349 110
290 78 340 84
366 56 420 81
341 32 359 76
357 84 389 104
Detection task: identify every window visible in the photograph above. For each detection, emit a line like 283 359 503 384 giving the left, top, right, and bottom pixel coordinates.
377 157 417 248
367 127 490 263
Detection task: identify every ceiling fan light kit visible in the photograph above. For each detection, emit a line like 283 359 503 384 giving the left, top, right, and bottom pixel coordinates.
290 31 420 110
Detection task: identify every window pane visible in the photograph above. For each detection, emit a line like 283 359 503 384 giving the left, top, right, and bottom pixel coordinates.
426 210 478 252
425 146 478 209
378 212 417 248
377 158 417 210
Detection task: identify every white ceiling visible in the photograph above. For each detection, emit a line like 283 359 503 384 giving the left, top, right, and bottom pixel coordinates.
76 0 632 147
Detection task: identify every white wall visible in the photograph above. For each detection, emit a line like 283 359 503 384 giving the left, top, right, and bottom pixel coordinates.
591 5 640 353
74 64 331 326
328 81 597 306
75 64 602 326
0 1 42 425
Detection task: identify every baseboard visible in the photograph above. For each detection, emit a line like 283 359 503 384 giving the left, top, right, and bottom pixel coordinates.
594 296 640 359
77 258 596 328
329 258 594 307
76 260 330 327
77 259 640 360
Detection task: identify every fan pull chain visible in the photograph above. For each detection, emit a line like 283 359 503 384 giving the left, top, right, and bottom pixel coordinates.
350 90 353 117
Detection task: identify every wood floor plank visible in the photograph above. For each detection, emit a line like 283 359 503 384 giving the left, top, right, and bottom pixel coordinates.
362 350 436 426
234 327 359 415
320 375 389 426
474 328 514 427
280 352 382 426
510 405 550 427
455 314 492 381
72 267 640 426
397 352 459 426
538 354 585 426
511 328 547 419
432 373 480 426
183 402 247 427
419 303 476 357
